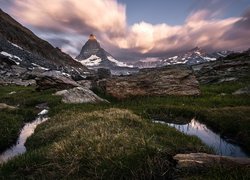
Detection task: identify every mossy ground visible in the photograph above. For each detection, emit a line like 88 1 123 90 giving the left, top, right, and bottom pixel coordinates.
0 79 249 179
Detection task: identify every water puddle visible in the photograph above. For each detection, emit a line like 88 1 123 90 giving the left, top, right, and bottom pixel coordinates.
0 109 49 164
153 119 249 158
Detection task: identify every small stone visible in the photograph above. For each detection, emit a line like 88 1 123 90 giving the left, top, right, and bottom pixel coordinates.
0 103 17 110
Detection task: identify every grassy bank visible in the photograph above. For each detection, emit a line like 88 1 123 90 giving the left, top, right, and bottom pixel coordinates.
0 79 249 178
0 108 209 179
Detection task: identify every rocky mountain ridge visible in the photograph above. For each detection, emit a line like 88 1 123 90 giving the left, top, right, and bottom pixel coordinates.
192 50 250 84
0 8 91 83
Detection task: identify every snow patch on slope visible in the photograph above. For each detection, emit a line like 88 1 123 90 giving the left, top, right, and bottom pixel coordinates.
1 51 22 65
31 63 49 70
79 55 102 66
9 42 23 50
107 56 133 68
202 57 216 61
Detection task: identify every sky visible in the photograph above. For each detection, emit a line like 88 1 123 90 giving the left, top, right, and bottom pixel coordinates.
1 0 250 61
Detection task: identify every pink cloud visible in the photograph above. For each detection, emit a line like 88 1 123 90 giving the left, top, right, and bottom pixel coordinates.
11 0 126 35
8 0 250 57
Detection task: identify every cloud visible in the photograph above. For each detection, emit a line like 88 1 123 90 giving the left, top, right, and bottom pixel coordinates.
10 0 126 35
221 7 250 50
5 0 250 59
111 9 242 55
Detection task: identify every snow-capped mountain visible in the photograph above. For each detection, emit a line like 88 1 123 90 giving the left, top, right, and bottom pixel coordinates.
76 34 133 69
129 47 233 69
161 47 232 66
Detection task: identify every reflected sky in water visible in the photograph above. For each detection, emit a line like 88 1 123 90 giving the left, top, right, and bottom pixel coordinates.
154 119 248 157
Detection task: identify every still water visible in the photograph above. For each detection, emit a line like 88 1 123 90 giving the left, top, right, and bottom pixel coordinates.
0 109 48 163
153 119 249 157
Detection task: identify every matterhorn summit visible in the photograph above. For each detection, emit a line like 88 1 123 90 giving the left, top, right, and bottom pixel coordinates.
76 34 132 70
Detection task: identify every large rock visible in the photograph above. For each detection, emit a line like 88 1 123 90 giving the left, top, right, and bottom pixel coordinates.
99 65 200 99
174 153 250 169
54 87 108 104
36 71 80 90
192 51 250 84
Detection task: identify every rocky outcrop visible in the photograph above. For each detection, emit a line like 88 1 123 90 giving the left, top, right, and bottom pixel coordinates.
174 153 250 169
98 65 200 99
36 72 80 90
192 51 250 84
54 87 108 104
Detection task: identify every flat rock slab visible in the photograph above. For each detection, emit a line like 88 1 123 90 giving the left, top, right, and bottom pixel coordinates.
0 103 17 110
174 153 250 169
99 65 200 99
54 87 109 104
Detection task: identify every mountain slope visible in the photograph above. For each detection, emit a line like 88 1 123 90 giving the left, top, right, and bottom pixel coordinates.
0 9 89 76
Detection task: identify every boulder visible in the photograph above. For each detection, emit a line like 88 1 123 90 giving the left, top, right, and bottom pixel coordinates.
99 65 200 99
54 87 108 104
174 153 250 169
36 71 80 90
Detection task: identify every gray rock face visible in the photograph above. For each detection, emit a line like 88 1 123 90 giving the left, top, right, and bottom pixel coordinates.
98 65 200 99
174 153 250 169
36 72 80 90
192 51 250 84
54 87 108 104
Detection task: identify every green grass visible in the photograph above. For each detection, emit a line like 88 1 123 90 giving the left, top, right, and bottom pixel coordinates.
0 108 210 179
0 79 249 179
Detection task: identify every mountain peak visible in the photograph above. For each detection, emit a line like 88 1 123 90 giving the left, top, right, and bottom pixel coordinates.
89 34 96 40
76 34 107 60
76 34 132 69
